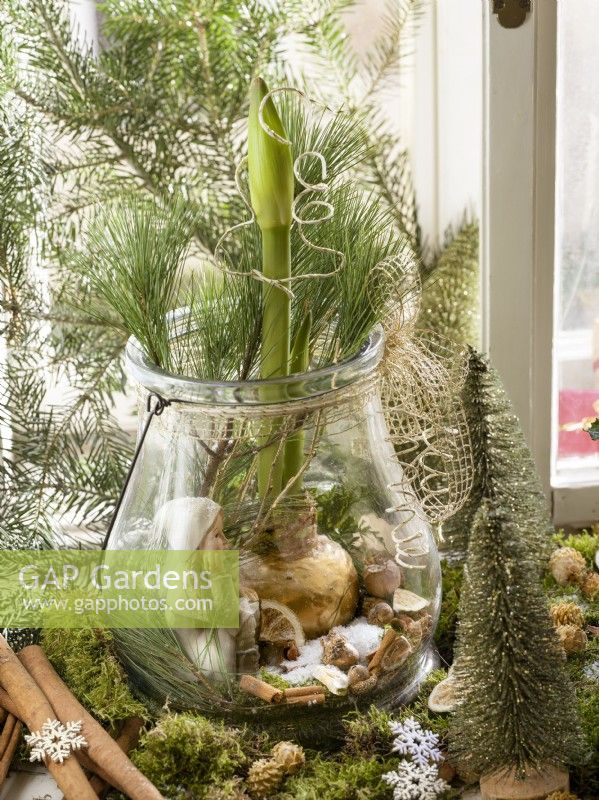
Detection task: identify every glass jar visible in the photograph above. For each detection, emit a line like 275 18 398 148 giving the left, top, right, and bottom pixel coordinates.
107 317 441 744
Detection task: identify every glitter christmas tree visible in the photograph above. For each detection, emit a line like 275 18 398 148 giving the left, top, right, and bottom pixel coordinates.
419 222 480 350
443 348 553 557
448 497 584 780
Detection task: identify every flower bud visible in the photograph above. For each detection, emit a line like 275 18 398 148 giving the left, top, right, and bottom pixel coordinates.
248 77 294 230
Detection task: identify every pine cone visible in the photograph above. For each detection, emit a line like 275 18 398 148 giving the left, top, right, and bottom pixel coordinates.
581 570 599 600
549 547 586 586
556 623 587 655
546 792 580 800
246 758 286 798
550 601 584 628
270 741 305 775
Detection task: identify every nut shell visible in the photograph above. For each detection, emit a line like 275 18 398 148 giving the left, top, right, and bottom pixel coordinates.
392 588 430 614
347 665 370 686
313 664 350 695
367 602 394 626
428 676 457 713
321 630 359 670
379 634 412 673
349 674 378 695
363 560 402 599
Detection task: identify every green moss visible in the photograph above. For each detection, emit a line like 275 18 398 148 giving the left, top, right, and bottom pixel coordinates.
436 564 463 663
343 705 394 757
585 600 599 626
343 670 449 760
41 629 147 725
395 669 450 741
203 778 251 799
131 713 255 800
542 573 582 605
571 680 599 800
258 668 293 690
312 485 366 573
277 753 398 800
554 529 599 566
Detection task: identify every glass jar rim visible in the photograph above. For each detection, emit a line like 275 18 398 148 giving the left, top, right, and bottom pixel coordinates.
124 308 385 406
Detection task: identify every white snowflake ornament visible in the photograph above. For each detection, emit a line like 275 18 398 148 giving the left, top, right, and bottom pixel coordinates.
383 760 449 800
25 718 88 764
389 717 443 767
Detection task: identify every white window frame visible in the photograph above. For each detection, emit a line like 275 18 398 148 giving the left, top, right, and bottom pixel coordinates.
410 1 597 526
400 0 483 249
481 0 599 526
481 0 557 503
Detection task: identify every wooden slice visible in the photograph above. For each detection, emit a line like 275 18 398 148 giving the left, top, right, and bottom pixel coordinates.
480 765 569 800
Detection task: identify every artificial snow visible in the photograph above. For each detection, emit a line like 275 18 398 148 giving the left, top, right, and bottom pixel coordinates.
280 638 323 672
277 663 320 686
338 617 384 660
272 616 383 684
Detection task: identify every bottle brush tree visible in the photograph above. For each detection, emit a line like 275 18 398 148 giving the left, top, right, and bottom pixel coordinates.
443 348 553 558
448 497 585 780
418 222 480 350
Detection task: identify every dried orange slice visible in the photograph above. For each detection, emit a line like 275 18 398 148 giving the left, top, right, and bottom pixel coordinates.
259 599 305 646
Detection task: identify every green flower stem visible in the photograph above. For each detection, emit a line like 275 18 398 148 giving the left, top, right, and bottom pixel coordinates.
260 226 291 381
248 76 295 503
257 225 291 500
282 311 312 494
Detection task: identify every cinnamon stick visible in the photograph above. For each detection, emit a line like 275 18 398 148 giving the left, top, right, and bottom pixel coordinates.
283 685 323 698
0 714 17 757
0 717 21 786
239 674 284 703
18 645 164 800
0 634 96 800
89 717 144 798
284 692 326 705
0 689 18 719
368 628 398 673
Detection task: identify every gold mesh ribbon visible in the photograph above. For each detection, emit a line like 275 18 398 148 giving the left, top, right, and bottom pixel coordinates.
379 259 474 530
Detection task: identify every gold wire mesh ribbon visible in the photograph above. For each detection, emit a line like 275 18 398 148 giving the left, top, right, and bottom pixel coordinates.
379 258 474 534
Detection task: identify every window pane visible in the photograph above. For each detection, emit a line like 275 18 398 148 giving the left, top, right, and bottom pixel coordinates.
554 0 599 485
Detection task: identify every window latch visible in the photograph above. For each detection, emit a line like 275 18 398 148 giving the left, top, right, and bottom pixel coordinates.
493 0 531 29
